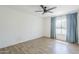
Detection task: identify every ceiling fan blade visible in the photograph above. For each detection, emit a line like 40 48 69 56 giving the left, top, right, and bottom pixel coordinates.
48 11 53 13
35 11 42 12
40 5 46 10
40 5 44 9
47 7 56 11
42 12 45 14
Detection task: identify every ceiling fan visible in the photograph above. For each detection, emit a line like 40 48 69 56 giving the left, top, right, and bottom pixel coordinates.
35 5 56 14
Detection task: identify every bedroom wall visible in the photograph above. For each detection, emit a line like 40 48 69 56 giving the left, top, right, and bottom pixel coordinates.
43 17 51 37
0 6 43 48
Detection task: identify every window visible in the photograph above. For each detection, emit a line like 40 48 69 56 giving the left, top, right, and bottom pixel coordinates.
56 16 66 35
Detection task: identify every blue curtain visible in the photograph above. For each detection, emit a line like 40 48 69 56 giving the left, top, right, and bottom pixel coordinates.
66 13 78 43
51 17 56 39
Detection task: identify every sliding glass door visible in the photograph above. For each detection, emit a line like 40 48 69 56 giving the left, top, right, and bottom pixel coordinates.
56 16 67 41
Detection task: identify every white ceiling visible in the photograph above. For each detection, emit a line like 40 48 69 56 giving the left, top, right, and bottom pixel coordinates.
5 5 79 17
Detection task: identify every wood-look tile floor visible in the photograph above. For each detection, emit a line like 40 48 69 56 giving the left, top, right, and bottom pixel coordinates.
0 37 79 54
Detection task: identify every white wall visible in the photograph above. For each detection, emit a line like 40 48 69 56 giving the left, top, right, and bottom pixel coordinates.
0 6 43 48
43 17 51 37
